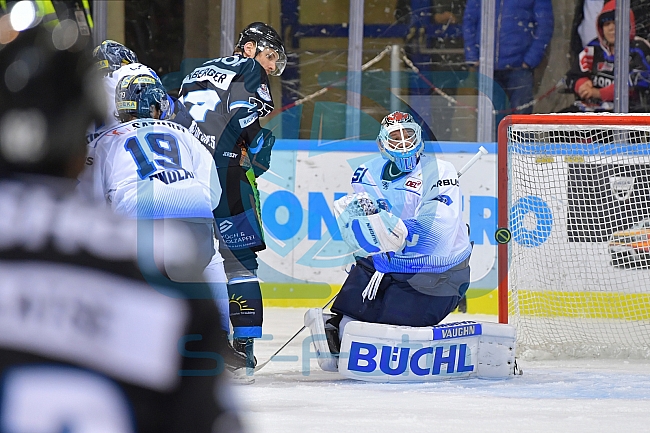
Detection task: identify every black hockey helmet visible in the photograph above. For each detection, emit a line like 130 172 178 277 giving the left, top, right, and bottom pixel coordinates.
235 22 286 76
0 20 105 176
93 39 138 75
115 74 171 122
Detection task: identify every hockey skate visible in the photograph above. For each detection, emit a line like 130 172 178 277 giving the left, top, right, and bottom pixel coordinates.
216 331 248 371
230 338 257 385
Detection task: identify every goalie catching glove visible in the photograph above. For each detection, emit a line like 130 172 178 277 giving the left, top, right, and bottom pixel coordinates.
334 193 407 256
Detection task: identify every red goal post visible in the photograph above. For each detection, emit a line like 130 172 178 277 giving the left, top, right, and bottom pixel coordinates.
497 113 650 358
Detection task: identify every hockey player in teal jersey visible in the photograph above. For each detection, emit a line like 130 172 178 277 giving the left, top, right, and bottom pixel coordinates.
327 111 473 349
179 22 286 374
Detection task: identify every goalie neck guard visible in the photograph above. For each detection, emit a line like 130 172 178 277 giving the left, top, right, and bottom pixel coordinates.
377 111 424 173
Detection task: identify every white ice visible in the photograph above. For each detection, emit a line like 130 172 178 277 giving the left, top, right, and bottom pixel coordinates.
232 308 650 433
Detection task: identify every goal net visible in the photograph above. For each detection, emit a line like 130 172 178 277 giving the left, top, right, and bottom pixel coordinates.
498 114 650 359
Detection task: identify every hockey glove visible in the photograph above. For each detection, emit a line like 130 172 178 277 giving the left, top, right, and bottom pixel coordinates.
337 206 407 256
249 128 276 177
333 192 377 218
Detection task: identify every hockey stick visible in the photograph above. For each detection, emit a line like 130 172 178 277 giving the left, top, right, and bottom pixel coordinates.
254 295 338 372
255 146 490 373
458 146 489 178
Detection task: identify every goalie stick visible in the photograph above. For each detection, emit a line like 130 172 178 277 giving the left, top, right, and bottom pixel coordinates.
254 146 490 373
458 146 488 178
254 295 337 372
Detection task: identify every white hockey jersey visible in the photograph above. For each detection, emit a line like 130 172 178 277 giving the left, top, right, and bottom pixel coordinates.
351 154 472 273
77 119 220 220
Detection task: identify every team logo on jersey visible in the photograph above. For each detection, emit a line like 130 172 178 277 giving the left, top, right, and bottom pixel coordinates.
404 177 422 192
257 84 272 102
434 194 453 206
219 219 234 233
376 198 392 212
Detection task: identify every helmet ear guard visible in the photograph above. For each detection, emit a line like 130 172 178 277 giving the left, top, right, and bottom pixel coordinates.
376 111 424 173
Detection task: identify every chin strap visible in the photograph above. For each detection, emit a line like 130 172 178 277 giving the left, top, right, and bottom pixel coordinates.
362 271 384 301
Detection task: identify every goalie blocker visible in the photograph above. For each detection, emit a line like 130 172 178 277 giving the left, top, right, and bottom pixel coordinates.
304 308 517 382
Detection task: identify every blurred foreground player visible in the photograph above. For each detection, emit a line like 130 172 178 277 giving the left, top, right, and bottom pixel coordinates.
0 17 243 433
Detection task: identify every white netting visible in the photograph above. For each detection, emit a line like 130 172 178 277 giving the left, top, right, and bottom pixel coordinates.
506 117 650 359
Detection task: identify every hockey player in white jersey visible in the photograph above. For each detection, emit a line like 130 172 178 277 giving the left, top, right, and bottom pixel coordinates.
78 74 218 273
320 111 473 353
77 73 248 370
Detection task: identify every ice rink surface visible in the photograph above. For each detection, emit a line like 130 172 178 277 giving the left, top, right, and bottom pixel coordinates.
232 308 650 433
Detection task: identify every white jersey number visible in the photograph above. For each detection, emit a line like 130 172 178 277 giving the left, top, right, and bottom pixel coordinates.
183 89 221 123
1 366 134 433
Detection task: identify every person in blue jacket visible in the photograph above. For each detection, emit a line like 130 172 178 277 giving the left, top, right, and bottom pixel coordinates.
462 0 554 117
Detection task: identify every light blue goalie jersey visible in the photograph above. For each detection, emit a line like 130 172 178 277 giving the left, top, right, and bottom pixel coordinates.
77 119 220 220
351 154 472 274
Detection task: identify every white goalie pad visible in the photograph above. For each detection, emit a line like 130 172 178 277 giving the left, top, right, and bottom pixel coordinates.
304 308 338 372
337 321 516 382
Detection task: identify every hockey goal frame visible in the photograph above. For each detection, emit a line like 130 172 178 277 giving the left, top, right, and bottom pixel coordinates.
497 113 650 325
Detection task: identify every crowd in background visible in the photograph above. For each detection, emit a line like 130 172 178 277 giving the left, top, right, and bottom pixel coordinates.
398 0 650 115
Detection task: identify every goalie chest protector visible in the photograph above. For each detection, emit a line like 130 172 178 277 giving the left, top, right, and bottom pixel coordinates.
338 320 516 382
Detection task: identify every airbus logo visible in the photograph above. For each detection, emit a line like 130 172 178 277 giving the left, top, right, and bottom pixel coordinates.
219 220 234 233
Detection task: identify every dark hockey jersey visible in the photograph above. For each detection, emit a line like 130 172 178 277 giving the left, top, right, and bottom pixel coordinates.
565 36 650 111
179 55 274 169
565 1 650 111
0 177 242 433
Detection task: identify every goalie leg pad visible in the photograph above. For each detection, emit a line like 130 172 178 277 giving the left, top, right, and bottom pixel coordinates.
304 308 339 372
338 321 516 382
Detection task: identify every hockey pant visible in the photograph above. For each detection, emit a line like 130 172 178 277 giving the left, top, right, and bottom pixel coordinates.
213 166 265 339
203 245 230 333
331 257 470 327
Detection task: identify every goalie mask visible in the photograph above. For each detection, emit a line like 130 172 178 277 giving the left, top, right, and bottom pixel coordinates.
235 22 287 76
93 40 139 75
377 111 424 173
115 74 171 122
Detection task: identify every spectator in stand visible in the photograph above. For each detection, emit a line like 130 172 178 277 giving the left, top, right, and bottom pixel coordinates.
562 0 650 113
462 0 554 116
570 0 606 64
571 1 650 63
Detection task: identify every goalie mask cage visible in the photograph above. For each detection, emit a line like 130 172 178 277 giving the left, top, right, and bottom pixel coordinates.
498 114 650 359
